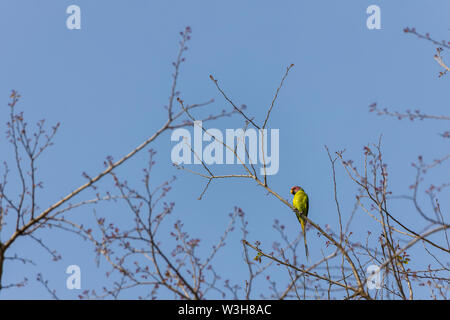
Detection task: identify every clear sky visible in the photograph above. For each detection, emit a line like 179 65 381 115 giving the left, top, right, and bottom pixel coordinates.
0 0 449 299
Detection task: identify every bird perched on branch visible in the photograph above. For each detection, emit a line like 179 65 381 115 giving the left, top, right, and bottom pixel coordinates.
290 186 309 260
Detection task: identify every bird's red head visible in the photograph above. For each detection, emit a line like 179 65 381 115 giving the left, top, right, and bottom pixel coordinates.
290 186 302 195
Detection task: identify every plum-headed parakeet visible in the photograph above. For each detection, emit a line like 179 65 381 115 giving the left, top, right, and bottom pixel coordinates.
290 185 309 260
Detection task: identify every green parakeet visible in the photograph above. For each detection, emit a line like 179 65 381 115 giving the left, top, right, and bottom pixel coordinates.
290 185 309 260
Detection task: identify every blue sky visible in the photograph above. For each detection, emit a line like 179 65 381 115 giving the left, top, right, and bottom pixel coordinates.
0 0 449 299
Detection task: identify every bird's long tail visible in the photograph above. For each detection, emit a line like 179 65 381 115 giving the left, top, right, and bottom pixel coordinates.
301 219 309 261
